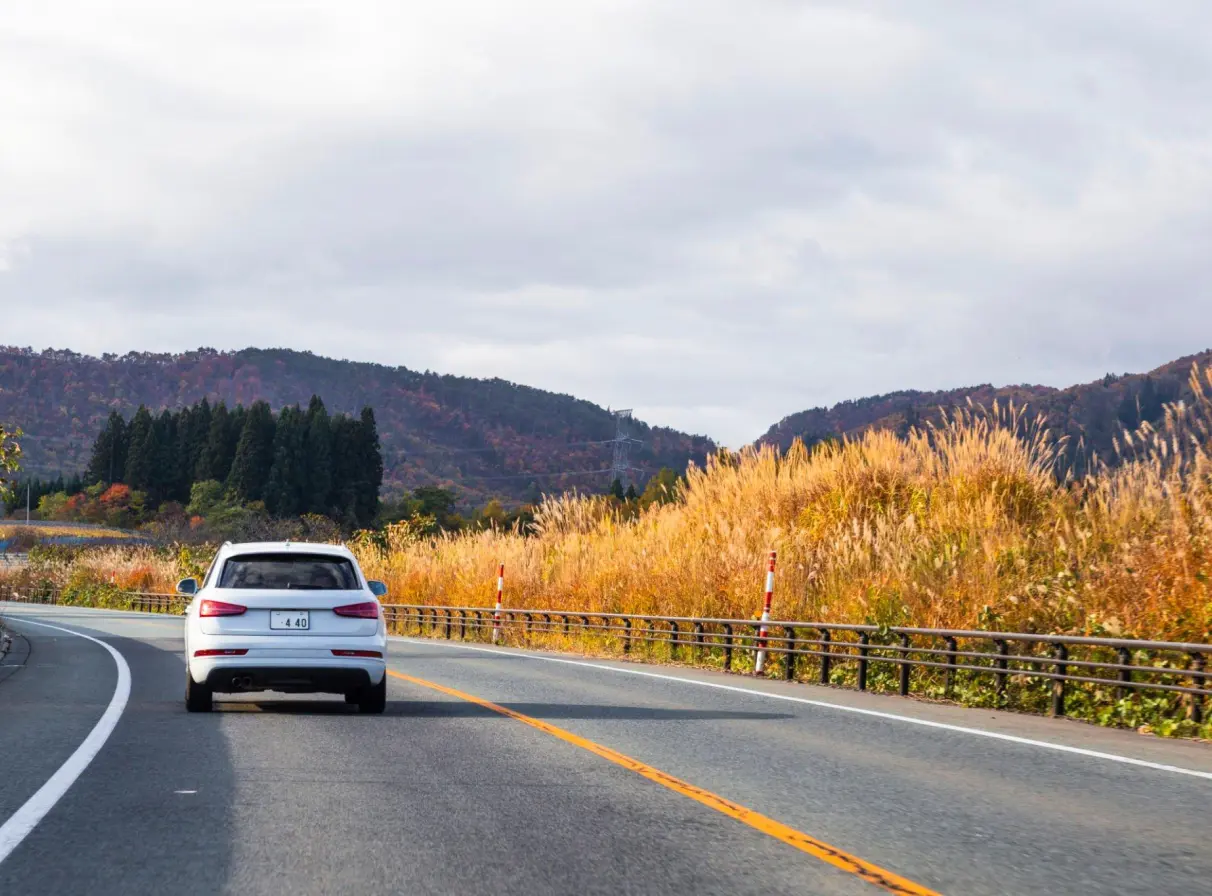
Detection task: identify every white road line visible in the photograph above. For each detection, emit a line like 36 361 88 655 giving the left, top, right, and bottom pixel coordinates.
0 620 132 864
390 636 1212 782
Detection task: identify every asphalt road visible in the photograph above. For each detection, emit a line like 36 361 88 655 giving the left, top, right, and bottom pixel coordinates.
1 604 1210 895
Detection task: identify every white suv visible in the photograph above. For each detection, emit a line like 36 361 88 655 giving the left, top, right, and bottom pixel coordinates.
181 541 389 713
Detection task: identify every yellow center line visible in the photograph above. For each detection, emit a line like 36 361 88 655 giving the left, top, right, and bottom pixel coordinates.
387 669 939 896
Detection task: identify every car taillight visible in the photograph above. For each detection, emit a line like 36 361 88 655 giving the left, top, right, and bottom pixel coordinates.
200 599 247 617
194 648 249 657
333 601 379 619
331 649 382 658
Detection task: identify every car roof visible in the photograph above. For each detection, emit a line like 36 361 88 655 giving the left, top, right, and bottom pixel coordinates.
220 541 353 559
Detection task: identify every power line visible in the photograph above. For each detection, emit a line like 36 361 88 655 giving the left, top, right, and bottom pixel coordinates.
453 468 617 483
398 438 621 457
393 429 648 489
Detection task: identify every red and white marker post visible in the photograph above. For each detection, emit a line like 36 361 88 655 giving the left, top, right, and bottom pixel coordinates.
492 563 505 644
754 550 777 674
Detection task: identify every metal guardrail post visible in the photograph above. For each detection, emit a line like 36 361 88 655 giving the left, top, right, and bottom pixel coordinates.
458 610 466 640
669 622 679 660
694 622 704 661
857 633 870 691
723 624 733 671
819 629 832 684
1117 647 1133 702
444 610 452 640
899 633 911 696
1051 643 1068 717
995 640 1009 698
622 618 631 653
944 636 958 697
784 627 796 681
1189 652 1206 724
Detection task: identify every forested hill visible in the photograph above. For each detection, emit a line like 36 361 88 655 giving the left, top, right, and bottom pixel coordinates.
758 349 1212 472
0 347 715 504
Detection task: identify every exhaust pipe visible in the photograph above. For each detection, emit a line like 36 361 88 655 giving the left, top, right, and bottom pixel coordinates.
230 675 254 689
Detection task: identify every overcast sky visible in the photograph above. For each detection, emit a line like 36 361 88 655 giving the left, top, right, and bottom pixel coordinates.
3 2 1210 446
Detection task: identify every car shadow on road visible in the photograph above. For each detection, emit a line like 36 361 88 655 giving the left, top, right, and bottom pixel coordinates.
393 701 793 721
214 699 357 714
213 699 792 721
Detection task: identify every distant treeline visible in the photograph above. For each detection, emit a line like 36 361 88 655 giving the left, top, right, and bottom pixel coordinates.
83 397 383 527
3 473 86 515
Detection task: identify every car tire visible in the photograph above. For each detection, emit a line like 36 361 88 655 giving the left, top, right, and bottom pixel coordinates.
185 668 213 713
358 676 386 714
344 691 359 704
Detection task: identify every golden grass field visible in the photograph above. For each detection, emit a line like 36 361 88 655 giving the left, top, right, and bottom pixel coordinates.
0 522 139 540
349 368 1212 645
6 369 1212 645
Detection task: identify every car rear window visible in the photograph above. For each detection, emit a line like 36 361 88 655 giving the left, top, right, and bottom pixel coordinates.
217 553 360 590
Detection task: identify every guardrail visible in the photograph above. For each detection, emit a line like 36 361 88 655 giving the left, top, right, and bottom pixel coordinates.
0 554 29 568
2 588 1208 723
381 604 1212 723
0 588 184 614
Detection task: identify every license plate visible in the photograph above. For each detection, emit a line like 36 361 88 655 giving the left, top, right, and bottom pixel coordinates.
270 610 310 631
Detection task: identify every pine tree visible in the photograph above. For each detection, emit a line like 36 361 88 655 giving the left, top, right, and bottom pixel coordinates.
227 401 276 503
302 396 333 515
609 478 625 501
123 406 154 490
354 407 383 527
148 410 177 506
192 398 212 465
226 405 246 478
264 405 305 517
179 399 211 496
173 405 194 502
196 402 234 483
328 414 359 524
86 411 128 485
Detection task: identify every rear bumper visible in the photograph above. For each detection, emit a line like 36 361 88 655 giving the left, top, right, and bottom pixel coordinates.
204 665 373 694
192 656 385 694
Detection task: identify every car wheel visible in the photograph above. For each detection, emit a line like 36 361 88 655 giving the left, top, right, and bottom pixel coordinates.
358 676 386 714
185 667 213 713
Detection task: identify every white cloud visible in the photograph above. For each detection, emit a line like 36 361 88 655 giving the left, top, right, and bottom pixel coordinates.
3 1 1211 446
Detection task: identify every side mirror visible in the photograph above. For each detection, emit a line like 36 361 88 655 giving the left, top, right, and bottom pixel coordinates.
176 578 198 596
367 580 388 597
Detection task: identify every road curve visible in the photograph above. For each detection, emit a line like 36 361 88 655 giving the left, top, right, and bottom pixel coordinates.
0 603 1209 895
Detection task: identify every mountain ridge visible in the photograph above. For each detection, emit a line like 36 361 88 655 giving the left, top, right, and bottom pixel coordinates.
757 349 1212 470
0 345 716 504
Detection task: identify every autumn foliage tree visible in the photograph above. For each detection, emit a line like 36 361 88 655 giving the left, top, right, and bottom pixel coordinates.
0 423 21 503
